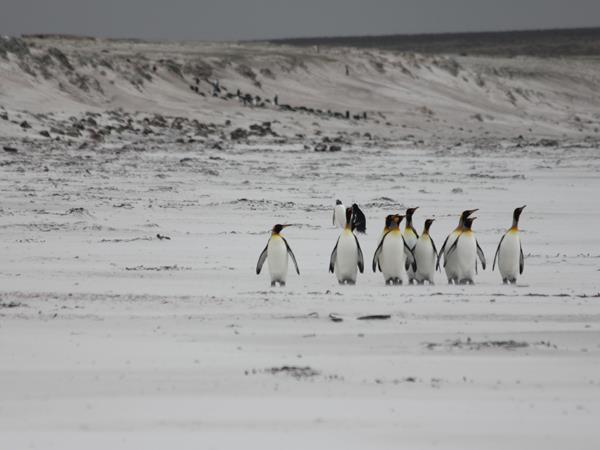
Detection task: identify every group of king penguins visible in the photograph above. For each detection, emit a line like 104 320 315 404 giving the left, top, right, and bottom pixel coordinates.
256 200 526 287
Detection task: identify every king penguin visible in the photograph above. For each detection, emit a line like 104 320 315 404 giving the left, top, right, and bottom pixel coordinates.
333 200 346 229
372 214 416 285
437 209 477 282
413 219 438 284
403 207 420 283
493 205 526 284
256 224 300 287
329 207 364 284
443 216 486 284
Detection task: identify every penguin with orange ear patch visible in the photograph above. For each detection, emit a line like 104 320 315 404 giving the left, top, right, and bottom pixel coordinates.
413 219 438 284
444 216 486 284
256 224 300 287
493 206 526 284
329 208 364 285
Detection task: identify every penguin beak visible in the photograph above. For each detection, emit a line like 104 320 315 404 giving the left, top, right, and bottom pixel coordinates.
468 209 479 216
520 205 527 211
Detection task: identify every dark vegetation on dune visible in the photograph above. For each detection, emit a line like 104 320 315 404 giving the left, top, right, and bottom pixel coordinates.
268 27 600 57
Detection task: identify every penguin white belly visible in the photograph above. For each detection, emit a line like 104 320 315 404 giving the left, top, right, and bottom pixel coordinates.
381 232 407 283
403 231 418 281
498 232 520 281
414 237 435 283
334 231 358 282
453 234 477 282
267 236 288 283
334 205 346 228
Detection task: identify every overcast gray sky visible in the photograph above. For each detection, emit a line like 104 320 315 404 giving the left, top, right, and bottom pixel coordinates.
2 0 600 41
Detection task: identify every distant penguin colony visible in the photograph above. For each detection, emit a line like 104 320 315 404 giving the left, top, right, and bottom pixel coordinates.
256 201 526 287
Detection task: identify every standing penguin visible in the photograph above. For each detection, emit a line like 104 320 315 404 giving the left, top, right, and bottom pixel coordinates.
329 208 364 285
493 205 526 284
443 216 486 284
256 224 300 287
413 219 438 284
437 209 478 281
333 200 346 229
403 207 420 283
372 214 416 285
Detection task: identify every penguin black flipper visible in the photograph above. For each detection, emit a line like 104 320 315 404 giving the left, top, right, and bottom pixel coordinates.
329 238 339 273
444 234 462 267
476 240 486 270
372 233 387 272
282 237 300 275
519 243 525 274
492 233 505 271
354 234 364 273
256 244 268 275
437 235 450 270
403 236 417 272
373 231 389 272
351 204 367 234
430 236 439 259
409 226 420 241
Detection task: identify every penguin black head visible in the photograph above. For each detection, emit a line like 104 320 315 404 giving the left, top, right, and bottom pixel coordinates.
345 207 353 228
513 205 526 227
272 224 291 234
336 199 342 205
384 214 394 229
424 218 435 233
406 207 419 218
391 214 404 229
459 209 478 227
464 217 476 230
405 207 418 226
